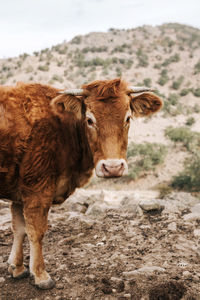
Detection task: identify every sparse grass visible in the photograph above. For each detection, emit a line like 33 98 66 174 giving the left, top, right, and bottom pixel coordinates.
194 60 200 74
126 143 167 180
51 74 63 83
38 65 49 72
157 69 169 86
143 78 152 87
171 76 184 90
192 88 200 97
136 48 149 67
165 126 200 151
180 88 190 96
162 53 180 66
185 117 195 126
172 154 200 191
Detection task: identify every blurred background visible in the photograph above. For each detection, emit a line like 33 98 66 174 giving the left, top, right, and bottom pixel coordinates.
0 0 200 194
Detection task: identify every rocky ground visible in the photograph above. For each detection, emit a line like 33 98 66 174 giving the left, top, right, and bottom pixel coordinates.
0 189 200 299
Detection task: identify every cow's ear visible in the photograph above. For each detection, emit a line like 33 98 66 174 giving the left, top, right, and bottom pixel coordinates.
130 92 162 117
50 94 85 120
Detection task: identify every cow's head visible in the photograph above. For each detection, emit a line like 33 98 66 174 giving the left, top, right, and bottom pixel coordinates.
51 79 162 178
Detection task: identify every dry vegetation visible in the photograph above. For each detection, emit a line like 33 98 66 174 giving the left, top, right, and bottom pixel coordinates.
1 23 200 194
1 22 200 193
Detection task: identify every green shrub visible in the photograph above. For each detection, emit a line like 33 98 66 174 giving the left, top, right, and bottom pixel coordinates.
127 143 167 180
26 66 34 73
82 46 108 53
153 63 162 69
112 44 131 53
194 60 200 74
143 78 152 87
193 88 200 97
157 69 169 86
165 126 200 151
172 154 200 191
193 104 200 113
185 117 195 126
180 88 190 96
71 35 82 44
116 67 122 77
136 49 149 67
168 93 179 105
162 53 180 66
171 76 184 90
51 74 63 83
38 65 49 72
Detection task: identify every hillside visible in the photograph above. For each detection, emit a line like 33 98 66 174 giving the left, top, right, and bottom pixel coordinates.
0 23 200 192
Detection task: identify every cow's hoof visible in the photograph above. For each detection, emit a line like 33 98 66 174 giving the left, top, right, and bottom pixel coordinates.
8 264 29 279
36 278 55 290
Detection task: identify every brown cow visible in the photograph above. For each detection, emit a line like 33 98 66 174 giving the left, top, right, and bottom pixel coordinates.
0 78 162 289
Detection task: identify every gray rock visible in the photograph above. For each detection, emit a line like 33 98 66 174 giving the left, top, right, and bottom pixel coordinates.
120 196 140 214
194 229 200 237
183 213 200 221
139 199 164 212
85 203 107 217
168 222 177 232
0 277 5 284
123 266 165 277
191 203 200 214
182 271 191 277
123 294 132 299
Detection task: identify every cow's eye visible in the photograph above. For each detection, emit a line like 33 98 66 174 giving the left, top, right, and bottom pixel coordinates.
126 116 131 123
87 118 94 126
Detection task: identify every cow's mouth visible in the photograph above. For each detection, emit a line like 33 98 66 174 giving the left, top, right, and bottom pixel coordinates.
95 159 128 178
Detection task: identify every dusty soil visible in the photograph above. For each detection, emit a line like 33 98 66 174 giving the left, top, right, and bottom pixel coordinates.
0 191 200 300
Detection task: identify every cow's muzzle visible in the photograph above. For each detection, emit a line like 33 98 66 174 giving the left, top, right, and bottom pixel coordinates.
95 159 128 178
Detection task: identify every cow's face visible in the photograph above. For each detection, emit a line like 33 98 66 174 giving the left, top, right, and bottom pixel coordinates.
51 79 162 178
84 93 131 177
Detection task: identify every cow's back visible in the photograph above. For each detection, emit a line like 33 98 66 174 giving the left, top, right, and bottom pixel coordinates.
0 83 59 199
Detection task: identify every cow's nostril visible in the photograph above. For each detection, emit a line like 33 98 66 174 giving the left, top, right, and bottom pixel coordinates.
102 163 109 173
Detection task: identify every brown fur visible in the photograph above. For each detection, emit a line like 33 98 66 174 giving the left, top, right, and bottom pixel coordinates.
0 78 162 288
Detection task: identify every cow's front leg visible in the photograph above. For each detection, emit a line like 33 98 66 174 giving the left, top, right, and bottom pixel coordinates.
23 194 54 289
8 202 29 278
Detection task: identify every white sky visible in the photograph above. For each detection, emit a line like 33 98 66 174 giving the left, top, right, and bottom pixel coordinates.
0 0 199 58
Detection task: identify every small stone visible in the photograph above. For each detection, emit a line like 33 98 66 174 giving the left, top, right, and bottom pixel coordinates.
87 274 95 280
0 277 5 284
168 222 177 232
110 277 122 283
123 266 165 277
139 199 164 212
183 271 191 277
123 294 131 299
194 229 200 237
183 213 200 221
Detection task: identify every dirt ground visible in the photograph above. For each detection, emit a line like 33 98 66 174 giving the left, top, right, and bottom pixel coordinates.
0 190 200 300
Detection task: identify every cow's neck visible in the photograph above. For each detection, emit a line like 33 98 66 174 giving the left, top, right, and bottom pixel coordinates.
54 116 94 204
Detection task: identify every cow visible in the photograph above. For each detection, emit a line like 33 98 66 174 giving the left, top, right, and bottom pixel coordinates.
0 78 162 289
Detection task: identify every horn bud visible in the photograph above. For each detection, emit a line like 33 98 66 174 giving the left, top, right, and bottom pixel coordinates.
128 86 154 93
59 89 83 96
